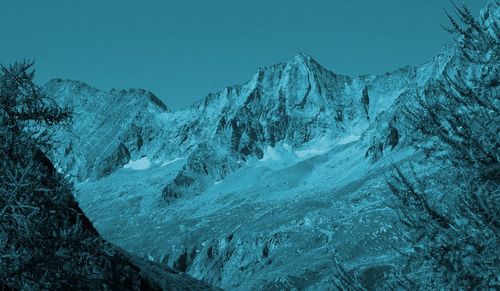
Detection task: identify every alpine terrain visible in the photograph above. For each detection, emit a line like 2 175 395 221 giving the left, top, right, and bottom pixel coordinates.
38 2 498 289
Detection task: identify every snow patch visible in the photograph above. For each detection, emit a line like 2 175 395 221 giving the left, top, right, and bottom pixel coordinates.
295 136 333 159
254 139 337 170
123 157 151 171
53 162 63 174
295 147 327 159
260 143 298 162
337 135 361 145
160 157 186 167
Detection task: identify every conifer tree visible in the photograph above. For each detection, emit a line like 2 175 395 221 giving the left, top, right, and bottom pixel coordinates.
387 2 499 288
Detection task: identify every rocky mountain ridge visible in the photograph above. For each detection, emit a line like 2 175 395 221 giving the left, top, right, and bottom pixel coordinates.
44 49 449 288
44 49 452 290
47 47 452 188
44 2 498 288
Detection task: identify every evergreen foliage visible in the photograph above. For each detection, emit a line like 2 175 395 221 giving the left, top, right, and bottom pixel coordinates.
387 2 499 289
0 61 149 289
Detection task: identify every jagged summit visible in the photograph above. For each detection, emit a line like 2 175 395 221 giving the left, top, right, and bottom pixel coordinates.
44 78 99 95
46 45 434 286
44 48 426 182
289 52 316 66
283 52 334 79
245 52 330 85
40 2 498 289
43 79 173 181
293 51 312 60
109 88 170 112
44 78 170 112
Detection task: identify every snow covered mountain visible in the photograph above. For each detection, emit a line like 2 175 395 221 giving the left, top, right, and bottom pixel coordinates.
48 50 441 192
44 2 498 289
43 55 445 289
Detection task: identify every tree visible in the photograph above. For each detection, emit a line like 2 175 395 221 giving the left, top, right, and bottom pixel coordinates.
0 62 148 289
387 2 499 289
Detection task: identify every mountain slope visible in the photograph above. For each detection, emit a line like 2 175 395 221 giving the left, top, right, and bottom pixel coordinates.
44 2 498 288
0 70 215 290
0 145 217 290
47 50 442 200
45 79 171 181
44 52 444 289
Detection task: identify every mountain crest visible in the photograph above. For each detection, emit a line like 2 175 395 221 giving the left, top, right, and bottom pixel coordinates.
289 52 315 66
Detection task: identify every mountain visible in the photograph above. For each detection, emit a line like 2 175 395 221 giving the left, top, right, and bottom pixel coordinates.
44 2 498 289
43 54 446 289
1 146 219 290
0 68 216 290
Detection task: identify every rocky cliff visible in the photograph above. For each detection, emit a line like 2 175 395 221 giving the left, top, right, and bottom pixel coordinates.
45 2 499 289
43 53 446 289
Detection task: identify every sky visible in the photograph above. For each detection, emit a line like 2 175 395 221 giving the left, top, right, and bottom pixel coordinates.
0 0 488 110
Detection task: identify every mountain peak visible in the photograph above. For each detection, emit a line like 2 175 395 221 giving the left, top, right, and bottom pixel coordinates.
289 52 315 67
285 52 330 78
43 79 169 112
293 52 312 61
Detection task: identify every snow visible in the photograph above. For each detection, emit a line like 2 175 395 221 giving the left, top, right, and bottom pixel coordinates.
337 135 361 145
295 136 333 159
295 145 330 159
160 157 186 167
254 138 343 171
123 157 151 170
54 162 63 174
258 143 299 165
51 44 455 289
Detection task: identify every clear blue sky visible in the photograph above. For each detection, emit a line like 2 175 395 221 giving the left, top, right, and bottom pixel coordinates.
0 0 487 110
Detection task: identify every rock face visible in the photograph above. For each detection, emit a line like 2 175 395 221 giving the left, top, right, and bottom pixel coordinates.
43 54 444 289
45 3 498 289
47 50 436 192
0 118 215 290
